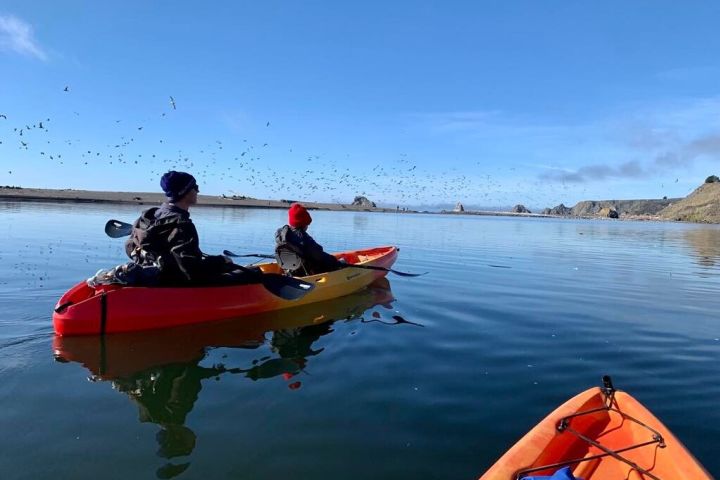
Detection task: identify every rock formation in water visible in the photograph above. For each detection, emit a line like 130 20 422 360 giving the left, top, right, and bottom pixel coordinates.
352 196 376 208
512 204 531 213
542 203 573 215
454 202 465 212
598 207 619 218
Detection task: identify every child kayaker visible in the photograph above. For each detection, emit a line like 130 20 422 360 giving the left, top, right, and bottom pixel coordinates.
125 171 260 285
274 203 345 276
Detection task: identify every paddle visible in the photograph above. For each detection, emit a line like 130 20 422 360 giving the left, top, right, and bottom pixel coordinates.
222 251 274 259
242 270 315 301
223 250 427 277
105 219 134 238
103 219 315 301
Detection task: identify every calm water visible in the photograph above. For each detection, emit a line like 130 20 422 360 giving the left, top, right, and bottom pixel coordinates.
1 201 719 479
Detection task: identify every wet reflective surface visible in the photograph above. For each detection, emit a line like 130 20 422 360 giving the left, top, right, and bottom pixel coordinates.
1 202 719 479
53 280 395 478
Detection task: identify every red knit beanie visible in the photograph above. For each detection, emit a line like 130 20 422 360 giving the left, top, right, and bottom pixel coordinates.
288 203 312 228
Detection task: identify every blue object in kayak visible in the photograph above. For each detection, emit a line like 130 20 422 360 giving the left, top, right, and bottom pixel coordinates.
523 466 579 480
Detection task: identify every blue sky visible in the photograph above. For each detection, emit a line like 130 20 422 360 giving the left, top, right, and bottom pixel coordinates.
2 1 720 209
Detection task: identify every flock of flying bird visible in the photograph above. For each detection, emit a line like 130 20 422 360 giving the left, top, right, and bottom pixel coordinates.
0 86 576 209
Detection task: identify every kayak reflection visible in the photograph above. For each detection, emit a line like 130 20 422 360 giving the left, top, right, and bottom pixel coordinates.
53 278 416 479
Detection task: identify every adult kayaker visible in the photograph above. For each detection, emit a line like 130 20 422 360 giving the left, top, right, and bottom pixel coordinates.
125 171 259 285
275 203 345 276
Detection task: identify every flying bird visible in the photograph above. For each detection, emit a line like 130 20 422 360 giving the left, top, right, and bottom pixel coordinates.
169 96 176 110
64 86 69 92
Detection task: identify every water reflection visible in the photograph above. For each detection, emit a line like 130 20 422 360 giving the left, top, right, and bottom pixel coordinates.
684 228 720 268
53 278 416 479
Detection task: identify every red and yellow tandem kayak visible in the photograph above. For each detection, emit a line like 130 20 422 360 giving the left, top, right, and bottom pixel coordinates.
53 246 398 336
479 376 713 480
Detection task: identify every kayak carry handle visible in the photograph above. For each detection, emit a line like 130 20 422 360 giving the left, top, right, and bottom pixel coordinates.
54 301 73 314
602 375 614 395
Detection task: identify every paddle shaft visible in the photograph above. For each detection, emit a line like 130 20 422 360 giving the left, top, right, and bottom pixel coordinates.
107 220 425 276
223 250 426 277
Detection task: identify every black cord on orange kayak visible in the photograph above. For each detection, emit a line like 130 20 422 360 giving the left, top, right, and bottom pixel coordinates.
223 250 427 277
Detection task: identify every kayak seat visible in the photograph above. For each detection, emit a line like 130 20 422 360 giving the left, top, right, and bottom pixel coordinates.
275 245 309 277
339 253 359 264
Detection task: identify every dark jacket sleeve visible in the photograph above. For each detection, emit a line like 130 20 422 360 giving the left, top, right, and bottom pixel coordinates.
300 234 343 271
167 222 227 282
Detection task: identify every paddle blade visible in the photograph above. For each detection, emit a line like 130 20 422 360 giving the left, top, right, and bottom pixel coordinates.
260 273 315 301
223 250 274 259
347 264 427 277
105 219 133 238
388 269 427 277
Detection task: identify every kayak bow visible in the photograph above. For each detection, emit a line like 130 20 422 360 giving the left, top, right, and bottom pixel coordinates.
479 376 713 480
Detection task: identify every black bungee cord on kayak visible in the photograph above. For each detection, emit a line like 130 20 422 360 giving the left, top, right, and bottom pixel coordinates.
515 376 666 480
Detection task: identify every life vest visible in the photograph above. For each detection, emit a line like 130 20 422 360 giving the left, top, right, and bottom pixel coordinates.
125 207 161 265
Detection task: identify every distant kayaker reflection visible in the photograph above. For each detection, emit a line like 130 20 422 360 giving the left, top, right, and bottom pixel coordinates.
110 363 207 478
240 321 331 384
53 279 420 479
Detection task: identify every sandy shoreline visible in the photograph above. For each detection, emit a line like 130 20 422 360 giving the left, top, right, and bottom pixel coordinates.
0 187 399 213
0 186 550 217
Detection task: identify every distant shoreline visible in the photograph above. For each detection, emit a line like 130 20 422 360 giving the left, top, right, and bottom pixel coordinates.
0 186 673 222
0 186 553 218
0 187 398 213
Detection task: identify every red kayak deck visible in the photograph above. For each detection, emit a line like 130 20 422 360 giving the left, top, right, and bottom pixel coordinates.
53 246 397 336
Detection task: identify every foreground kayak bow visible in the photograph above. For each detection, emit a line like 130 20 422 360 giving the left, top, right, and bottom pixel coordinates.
479 376 712 480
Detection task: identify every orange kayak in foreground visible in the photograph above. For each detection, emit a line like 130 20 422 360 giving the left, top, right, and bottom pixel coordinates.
480 376 713 480
53 246 397 336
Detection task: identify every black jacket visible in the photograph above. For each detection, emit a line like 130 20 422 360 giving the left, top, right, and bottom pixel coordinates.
275 225 343 276
125 203 228 284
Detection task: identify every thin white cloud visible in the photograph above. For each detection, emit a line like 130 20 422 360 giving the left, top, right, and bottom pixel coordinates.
0 14 47 61
414 110 503 133
413 96 720 184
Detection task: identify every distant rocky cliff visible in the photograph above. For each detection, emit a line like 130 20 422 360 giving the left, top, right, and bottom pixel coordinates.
571 198 677 217
659 182 720 223
540 176 720 223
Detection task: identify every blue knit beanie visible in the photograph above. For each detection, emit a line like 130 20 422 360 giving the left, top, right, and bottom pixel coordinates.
160 171 197 202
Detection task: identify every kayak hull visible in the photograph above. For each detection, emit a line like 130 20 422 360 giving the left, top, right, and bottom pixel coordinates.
53 277 394 380
53 246 398 336
479 384 713 480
